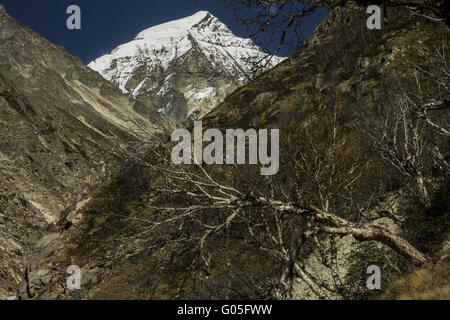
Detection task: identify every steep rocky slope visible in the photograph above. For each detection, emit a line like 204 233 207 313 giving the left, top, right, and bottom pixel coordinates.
203 4 447 129
88 11 284 120
0 4 159 300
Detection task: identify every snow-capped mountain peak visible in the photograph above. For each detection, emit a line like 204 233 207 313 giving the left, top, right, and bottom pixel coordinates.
134 11 212 40
88 11 285 120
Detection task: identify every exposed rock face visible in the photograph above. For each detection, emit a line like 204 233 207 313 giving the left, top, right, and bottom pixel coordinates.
0 5 157 299
88 11 285 120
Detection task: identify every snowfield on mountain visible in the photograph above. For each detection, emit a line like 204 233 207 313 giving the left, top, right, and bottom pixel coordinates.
88 11 285 120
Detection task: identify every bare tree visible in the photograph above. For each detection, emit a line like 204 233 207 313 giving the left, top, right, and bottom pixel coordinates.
357 37 449 206
219 0 333 70
118 118 426 299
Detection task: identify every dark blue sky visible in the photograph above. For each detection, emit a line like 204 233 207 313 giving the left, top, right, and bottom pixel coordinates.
1 0 329 64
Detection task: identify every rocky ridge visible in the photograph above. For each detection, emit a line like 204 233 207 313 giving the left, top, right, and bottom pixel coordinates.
0 4 158 300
